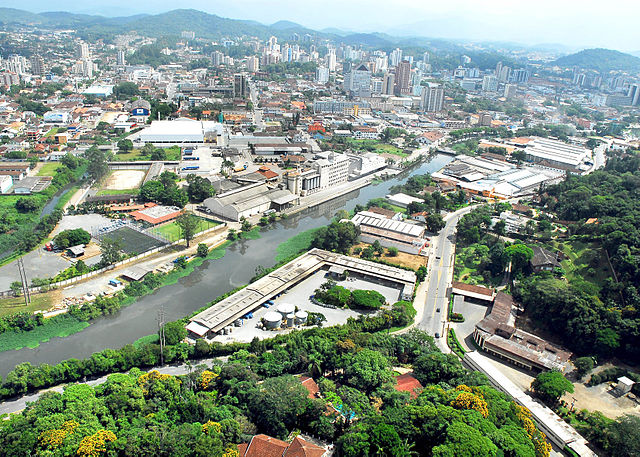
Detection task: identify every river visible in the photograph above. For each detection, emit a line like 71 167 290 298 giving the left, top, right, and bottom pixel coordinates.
40 182 75 217
0 154 452 376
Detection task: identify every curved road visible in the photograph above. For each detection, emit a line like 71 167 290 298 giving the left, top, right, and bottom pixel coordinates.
0 358 221 416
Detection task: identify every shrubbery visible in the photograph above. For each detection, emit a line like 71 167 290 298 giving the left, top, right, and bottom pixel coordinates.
314 283 386 310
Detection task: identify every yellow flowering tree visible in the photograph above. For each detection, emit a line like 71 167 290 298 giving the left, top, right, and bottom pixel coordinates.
514 405 552 457
202 420 222 435
76 430 117 457
450 391 489 418
38 420 80 450
199 370 218 391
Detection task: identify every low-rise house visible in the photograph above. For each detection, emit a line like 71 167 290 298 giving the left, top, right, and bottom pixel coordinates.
472 292 572 372
238 435 327 457
410 211 429 223
530 246 560 272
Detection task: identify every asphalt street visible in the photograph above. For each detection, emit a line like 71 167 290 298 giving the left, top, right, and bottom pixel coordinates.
417 205 477 351
0 358 220 417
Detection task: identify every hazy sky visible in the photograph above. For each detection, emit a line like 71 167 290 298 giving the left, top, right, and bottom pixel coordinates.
5 0 640 52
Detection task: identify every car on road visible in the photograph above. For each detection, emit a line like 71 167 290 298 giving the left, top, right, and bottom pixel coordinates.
436 308 440 312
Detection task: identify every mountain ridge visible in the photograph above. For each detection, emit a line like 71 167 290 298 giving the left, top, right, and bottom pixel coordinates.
554 48 640 72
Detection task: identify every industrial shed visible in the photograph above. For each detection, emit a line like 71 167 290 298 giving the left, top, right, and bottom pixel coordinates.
203 182 296 221
139 118 226 145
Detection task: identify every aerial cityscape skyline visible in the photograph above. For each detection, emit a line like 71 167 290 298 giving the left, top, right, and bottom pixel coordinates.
1 0 640 51
0 3 638 456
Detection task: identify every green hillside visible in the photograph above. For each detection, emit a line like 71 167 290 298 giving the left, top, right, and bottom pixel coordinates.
554 48 640 72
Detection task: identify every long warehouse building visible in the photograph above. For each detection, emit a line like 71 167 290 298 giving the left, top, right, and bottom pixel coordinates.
464 351 596 457
186 248 416 339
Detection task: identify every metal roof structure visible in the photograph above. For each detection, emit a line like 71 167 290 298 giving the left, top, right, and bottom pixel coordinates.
188 248 416 336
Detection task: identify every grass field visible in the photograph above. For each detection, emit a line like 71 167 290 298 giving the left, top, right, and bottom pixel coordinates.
55 186 79 210
545 239 612 292
322 139 407 157
44 127 60 137
0 293 54 318
37 162 63 176
95 188 140 196
275 227 321 263
113 146 181 162
154 218 217 241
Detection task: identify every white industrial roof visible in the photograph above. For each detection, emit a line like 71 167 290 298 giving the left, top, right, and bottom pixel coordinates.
140 119 224 142
352 213 424 237
386 193 423 206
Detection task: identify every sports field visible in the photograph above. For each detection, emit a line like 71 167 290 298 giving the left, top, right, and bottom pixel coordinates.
102 226 167 255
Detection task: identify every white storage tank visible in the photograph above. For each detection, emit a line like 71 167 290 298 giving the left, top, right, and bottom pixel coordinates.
263 311 282 329
286 313 295 328
277 303 295 317
295 310 308 325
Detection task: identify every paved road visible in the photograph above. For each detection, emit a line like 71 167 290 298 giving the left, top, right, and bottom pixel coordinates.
0 358 220 417
416 205 477 351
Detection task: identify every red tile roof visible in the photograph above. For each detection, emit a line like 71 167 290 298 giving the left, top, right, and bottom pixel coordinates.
238 435 326 457
299 376 320 399
285 436 326 457
239 434 288 457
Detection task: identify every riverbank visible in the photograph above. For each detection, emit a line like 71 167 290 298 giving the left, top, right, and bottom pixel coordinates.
0 154 454 377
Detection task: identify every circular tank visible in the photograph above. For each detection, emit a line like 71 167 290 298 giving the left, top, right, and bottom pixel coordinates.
295 310 308 324
277 303 295 316
286 313 295 327
263 311 282 329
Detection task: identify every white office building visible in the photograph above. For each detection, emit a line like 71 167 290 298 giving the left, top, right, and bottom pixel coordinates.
314 151 349 189
343 64 371 97
482 75 498 92
420 82 445 112
316 66 329 84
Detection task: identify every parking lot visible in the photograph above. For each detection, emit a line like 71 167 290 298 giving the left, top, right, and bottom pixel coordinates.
51 214 113 237
212 268 403 344
450 295 490 351
180 147 223 176
0 249 71 290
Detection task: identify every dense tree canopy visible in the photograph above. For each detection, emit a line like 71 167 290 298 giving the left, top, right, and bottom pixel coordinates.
311 221 360 253
0 322 553 457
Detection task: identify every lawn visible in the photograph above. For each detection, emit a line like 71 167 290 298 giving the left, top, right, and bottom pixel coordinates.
545 239 612 292
154 218 217 241
37 162 63 176
387 204 407 214
113 146 181 162
0 293 54 318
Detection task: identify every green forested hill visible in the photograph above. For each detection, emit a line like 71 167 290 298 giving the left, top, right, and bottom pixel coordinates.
553 48 640 72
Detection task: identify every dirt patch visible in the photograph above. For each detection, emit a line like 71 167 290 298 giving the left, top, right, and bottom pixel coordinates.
352 242 428 269
563 382 640 418
103 170 145 190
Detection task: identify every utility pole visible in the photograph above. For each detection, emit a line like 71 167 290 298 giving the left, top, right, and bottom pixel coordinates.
17 257 31 306
157 306 166 366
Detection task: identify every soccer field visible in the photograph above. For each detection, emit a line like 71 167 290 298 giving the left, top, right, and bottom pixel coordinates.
103 226 167 255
